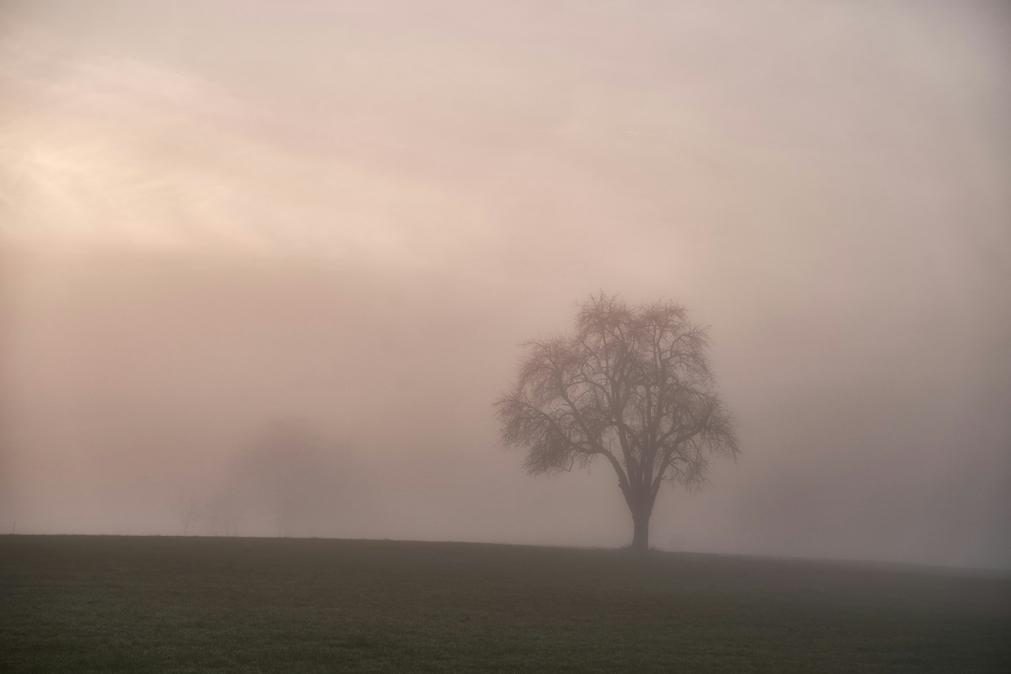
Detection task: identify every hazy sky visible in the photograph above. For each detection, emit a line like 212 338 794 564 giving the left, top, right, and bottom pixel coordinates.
2 0 1009 569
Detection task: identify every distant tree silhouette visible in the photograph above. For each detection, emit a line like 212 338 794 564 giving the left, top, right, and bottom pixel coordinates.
236 420 332 537
190 420 338 537
498 294 738 552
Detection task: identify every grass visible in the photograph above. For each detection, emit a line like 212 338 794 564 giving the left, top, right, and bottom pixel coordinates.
1 535 1009 672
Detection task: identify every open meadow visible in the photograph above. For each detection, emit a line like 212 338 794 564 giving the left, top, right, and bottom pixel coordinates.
2 535 1009 672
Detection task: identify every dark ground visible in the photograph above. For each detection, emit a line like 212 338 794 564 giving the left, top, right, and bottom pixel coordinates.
1 535 1009 672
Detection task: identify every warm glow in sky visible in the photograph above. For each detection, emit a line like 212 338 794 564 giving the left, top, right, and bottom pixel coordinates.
2 1 1009 568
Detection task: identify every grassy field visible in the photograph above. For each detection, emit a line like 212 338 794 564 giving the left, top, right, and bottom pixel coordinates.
1 535 1009 672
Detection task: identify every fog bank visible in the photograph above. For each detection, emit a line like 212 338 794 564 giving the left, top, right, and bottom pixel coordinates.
2 0 1009 568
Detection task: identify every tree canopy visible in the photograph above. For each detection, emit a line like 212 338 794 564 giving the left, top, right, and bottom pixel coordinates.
497 294 738 551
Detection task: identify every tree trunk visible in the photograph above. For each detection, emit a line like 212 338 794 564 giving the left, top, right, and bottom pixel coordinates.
630 504 651 553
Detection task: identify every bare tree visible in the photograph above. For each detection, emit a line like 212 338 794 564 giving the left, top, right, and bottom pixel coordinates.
497 294 738 552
